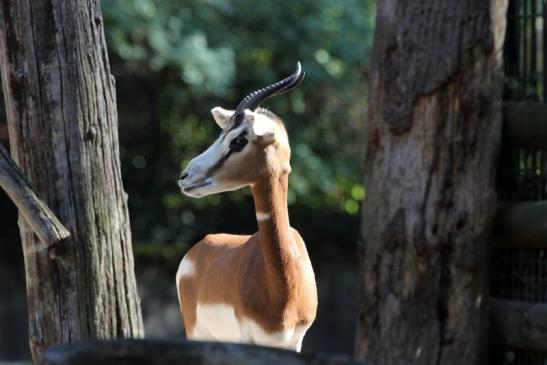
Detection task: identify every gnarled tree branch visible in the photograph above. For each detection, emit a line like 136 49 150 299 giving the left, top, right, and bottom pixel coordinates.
0 143 70 246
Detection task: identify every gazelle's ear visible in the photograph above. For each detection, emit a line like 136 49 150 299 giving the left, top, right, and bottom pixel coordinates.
211 107 233 129
248 110 275 142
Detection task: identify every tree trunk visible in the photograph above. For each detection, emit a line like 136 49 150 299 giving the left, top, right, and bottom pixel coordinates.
0 0 144 361
355 1 507 365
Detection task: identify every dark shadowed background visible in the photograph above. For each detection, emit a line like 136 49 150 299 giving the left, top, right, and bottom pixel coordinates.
0 0 375 361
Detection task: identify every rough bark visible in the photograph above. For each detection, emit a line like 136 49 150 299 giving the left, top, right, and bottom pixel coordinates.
355 1 507 365
41 340 365 365
0 0 144 361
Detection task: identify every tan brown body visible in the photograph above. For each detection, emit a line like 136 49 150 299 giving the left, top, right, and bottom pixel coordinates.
177 228 317 349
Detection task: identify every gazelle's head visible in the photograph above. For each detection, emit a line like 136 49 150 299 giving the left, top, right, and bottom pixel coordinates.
178 63 304 198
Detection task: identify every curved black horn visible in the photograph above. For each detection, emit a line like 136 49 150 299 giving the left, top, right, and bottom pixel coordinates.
233 62 305 118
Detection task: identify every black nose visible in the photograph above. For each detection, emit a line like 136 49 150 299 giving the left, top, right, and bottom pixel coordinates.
180 172 189 181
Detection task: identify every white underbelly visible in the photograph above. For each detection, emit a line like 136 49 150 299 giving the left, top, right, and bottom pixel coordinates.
189 303 309 352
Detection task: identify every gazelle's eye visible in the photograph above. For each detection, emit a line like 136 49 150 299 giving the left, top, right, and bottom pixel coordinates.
230 135 248 152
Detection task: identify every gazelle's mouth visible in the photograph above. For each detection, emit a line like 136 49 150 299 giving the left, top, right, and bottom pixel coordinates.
183 181 212 192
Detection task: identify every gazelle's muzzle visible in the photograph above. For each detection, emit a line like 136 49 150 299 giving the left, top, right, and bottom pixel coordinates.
178 155 214 197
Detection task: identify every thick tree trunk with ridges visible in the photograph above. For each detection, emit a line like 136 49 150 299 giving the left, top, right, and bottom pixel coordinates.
0 0 144 361
355 1 507 364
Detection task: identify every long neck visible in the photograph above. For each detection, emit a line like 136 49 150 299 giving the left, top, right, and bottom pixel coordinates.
251 172 297 286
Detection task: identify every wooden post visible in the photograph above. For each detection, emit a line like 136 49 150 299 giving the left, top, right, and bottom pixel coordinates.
355 1 508 364
0 0 144 361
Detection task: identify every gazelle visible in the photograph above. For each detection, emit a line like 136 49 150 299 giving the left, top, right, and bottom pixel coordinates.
176 63 317 352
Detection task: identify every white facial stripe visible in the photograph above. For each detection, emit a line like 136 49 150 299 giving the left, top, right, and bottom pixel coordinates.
256 212 271 221
226 125 247 141
186 125 246 177
188 137 225 172
208 123 246 151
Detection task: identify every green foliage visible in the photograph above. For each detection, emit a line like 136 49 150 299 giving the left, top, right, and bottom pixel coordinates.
101 0 375 249
103 0 236 95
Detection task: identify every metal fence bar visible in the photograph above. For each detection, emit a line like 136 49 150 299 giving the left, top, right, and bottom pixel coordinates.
493 1 547 364
543 0 547 102
523 0 528 85
531 0 537 98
